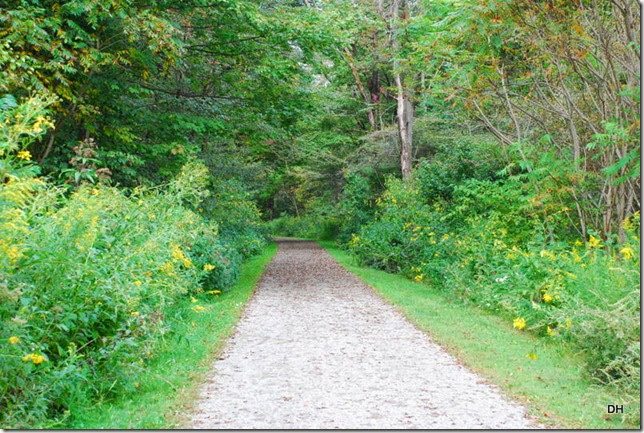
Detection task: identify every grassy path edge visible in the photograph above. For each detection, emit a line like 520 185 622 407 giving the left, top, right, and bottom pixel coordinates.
320 241 635 429
67 242 278 429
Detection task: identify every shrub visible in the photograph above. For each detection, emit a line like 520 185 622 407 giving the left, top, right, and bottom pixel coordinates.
0 96 268 428
266 214 340 241
201 179 268 259
347 171 640 408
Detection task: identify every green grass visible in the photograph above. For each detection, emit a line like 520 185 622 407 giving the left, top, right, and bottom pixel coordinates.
320 241 638 429
66 243 278 429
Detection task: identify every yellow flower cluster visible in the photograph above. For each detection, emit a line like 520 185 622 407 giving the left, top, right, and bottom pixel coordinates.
622 214 635 231
9 336 20 344
539 250 556 261
620 247 634 260
203 264 215 271
192 305 206 313
32 115 55 134
171 244 192 268
4 244 23 264
16 150 31 160
588 235 602 248
22 353 46 364
160 261 174 274
525 352 538 361
513 317 526 330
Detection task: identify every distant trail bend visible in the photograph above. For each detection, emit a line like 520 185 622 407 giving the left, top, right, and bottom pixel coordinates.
190 239 537 429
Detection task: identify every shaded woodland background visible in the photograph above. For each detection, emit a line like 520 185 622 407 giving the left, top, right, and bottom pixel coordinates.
0 0 640 428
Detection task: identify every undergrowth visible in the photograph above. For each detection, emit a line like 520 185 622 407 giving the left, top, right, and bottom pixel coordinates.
0 96 268 428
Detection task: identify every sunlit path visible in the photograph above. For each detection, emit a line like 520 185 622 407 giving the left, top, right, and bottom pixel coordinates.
191 239 536 429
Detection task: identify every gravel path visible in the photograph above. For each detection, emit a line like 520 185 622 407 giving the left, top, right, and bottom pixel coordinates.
190 239 537 429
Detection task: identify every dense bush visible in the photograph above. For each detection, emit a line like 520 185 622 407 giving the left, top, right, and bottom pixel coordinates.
348 174 640 403
202 179 268 259
0 97 268 428
267 214 341 241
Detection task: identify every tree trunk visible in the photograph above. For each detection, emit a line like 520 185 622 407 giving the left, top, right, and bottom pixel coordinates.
343 47 377 131
391 0 413 181
395 72 413 181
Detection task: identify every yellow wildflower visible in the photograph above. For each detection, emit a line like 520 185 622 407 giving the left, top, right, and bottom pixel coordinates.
190 296 198 303
203 264 215 271
171 244 192 268
513 317 527 330
620 247 634 260
160 261 174 274
574 240 583 246
22 353 46 364
525 352 538 361
171 244 183 261
133 280 142 287
546 326 558 337
539 250 556 260
130 311 140 317
414 274 424 282
6 245 23 264
542 293 553 303
193 305 206 313
588 235 602 248
206 290 222 295
16 150 31 160
9 336 20 344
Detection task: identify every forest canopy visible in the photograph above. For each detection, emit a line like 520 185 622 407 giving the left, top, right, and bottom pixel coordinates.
0 0 640 428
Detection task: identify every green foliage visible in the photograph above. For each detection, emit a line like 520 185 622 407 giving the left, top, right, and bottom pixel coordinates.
335 172 377 243
347 173 640 418
267 214 341 242
1 177 204 427
202 179 268 259
325 241 637 429
0 110 267 426
66 243 278 429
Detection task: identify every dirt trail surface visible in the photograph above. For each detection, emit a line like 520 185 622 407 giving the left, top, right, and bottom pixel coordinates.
190 239 536 429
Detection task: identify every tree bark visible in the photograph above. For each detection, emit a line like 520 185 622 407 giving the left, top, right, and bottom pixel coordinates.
395 72 413 181
390 0 413 181
343 47 377 130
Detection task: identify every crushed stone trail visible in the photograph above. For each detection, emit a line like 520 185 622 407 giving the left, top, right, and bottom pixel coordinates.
190 239 537 429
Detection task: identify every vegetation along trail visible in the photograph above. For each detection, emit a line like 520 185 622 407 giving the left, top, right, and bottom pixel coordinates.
190 239 536 429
